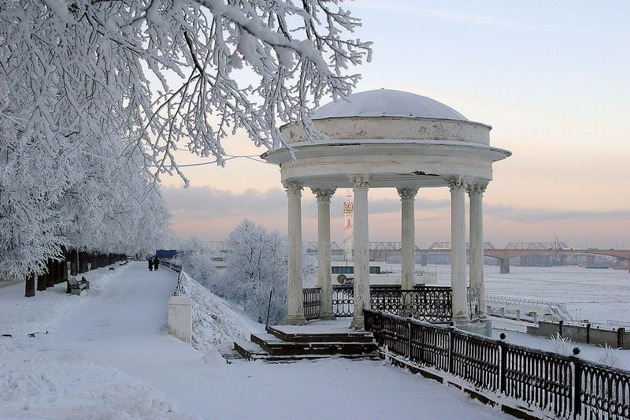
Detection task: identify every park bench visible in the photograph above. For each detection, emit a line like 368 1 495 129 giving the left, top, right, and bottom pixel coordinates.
66 276 90 295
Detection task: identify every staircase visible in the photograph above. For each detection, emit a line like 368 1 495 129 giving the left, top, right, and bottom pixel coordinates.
232 324 378 362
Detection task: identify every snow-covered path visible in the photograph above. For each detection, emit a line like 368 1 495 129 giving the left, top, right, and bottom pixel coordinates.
20 263 208 412
2 262 507 419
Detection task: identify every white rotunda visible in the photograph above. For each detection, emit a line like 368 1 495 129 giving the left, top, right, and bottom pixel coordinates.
262 88 511 333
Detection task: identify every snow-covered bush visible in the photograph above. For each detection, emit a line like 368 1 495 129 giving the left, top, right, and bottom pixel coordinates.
596 343 620 368
550 333 573 356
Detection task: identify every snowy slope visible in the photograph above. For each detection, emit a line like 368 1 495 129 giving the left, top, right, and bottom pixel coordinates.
179 271 255 351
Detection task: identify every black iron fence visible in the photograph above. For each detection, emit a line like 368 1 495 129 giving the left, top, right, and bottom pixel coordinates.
303 287 321 320
327 285 452 322
331 285 354 317
371 287 452 322
303 284 466 322
364 310 630 419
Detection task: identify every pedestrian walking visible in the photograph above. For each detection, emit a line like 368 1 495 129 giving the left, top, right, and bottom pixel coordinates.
154 257 160 270
148 257 153 271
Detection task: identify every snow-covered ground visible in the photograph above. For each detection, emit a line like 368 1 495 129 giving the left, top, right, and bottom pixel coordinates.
1 262 506 419
491 320 630 370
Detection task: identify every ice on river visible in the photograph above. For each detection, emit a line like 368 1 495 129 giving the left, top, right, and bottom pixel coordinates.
400 263 630 325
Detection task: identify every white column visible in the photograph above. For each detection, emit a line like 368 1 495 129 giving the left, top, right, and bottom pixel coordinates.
284 181 306 325
398 187 418 290
449 177 468 321
312 187 336 320
468 182 488 319
350 174 370 329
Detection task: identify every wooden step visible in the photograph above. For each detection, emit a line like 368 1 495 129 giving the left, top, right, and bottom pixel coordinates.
217 346 245 363
250 333 378 357
234 340 269 361
234 340 379 362
266 325 374 343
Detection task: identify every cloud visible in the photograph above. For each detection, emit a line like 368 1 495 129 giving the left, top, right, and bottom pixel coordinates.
485 205 630 223
162 186 287 220
162 186 630 246
164 186 630 224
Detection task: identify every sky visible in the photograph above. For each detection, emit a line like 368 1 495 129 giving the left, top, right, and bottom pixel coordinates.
162 1 630 249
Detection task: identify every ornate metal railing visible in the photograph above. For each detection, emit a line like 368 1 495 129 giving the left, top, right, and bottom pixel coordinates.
302 287 321 320
329 285 452 322
370 287 452 322
331 286 354 317
579 361 630 418
364 310 630 419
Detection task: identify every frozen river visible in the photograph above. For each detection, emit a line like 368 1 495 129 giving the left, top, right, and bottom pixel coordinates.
391 264 630 326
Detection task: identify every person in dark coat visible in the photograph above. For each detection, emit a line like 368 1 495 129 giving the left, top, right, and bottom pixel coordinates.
148 257 153 271
154 257 160 270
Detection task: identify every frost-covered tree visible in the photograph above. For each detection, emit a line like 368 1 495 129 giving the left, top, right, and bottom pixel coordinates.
0 0 371 185
302 252 318 288
0 75 169 281
0 80 69 279
60 140 170 256
222 220 287 323
176 237 219 289
0 0 370 283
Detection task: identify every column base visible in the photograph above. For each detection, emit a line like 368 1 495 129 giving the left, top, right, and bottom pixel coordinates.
453 317 493 337
350 315 364 330
284 313 307 325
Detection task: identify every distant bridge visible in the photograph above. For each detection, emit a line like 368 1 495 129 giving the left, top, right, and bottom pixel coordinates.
305 241 630 274
206 240 630 273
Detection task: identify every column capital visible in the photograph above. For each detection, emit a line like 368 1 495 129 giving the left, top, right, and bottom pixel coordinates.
397 187 419 201
466 181 489 195
349 174 370 189
311 187 336 202
283 180 303 196
447 176 467 191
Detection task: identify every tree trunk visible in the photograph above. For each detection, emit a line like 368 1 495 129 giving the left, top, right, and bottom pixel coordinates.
46 259 55 287
54 259 62 284
70 249 78 276
61 258 68 282
80 252 89 272
89 253 98 270
51 260 58 284
37 273 47 291
25 273 36 297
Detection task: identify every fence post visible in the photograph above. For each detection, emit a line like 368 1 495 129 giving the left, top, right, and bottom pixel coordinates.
559 319 564 337
499 340 507 394
618 327 625 349
586 323 590 344
408 319 412 359
448 325 454 374
570 356 582 417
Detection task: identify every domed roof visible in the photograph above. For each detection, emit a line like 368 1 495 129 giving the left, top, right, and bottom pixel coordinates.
312 89 468 121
